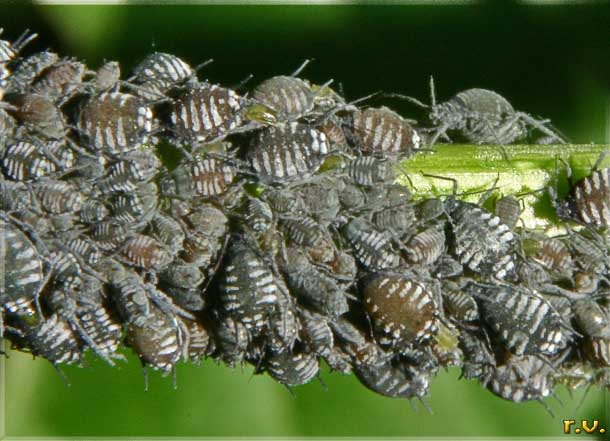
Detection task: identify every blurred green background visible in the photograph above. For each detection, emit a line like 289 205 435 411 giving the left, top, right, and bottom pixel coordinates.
1 2 609 438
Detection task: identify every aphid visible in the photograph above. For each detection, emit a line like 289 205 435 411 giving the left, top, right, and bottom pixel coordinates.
160 259 205 290
170 155 236 198
247 122 329 184
169 83 272 147
92 61 121 93
0 219 44 316
281 217 334 263
298 180 341 225
333 319 429 399
218 238 285 336
494 195 521 230
526 235 574 280
10 93 66 139
573 299 610 366
470 282 569 356
430 322 462 368
182 317 213 363
442 280 479 322
346 156 395 187
459 329 496 381
566 227 608 276
343 217 399 270
362 273 439 348
282 246 349 317
345 106 421 159
162 285 205 313
121 234 173 271
213 315 251 367
562 167 610 228
483 354 556 406
105 149 162 183
16 313 83 366
131 52 196 100
403 77 566 146
449 201 516 279
5 50 58 94
151 212 185 255
252 72 337 122
298 308 334 359
31 57 86 102
47 248 82 284
244 197 274 233
0 108 16 138
79 200 109 224
90 220 129 251
264 188 306 215
78 92 153 154
404 226 446 266
33 180 82 214
263 347 320 387
2 140 57 181
372 205 416 237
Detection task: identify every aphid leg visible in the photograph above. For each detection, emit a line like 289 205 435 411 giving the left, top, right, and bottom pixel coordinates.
70 320 116 366
515 112 568 144
230 73 254 92
12 29 38 52
53 364 71 387
591 149 610 171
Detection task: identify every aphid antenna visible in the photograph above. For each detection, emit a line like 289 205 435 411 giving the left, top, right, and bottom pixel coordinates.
12 29 38 53
291 58 313 77
141 365 150 392
310 78 334 100
383 92 429 110
192 57 214 75
230 73 254 92
590 149 610 171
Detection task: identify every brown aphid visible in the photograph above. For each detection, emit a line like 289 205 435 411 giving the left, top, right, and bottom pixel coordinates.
126 305 182 375
571 168 610 227
31 58 86 101
405 226 446 266
494 195 521 230
78 91 153 154
122 234 173 271
531 237 574 279
11 93 66 139
348 106 421 159
363 274 439 347
182 318 213 363
172 156 236 198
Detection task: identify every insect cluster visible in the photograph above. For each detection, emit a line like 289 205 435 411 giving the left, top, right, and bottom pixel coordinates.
1 30 607 410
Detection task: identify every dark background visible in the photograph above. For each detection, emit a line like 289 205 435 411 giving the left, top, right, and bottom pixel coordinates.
2 2 609 438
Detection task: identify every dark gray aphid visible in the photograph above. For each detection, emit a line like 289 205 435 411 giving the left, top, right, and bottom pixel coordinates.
218 238 286 337
244 197 274 233
281 216 334 264
264 188 306 215
343 217 399 270
573 299 610 367
2 140 58 181
404 78 566 146
33 180 82 214
131 52 196 100
78 91 154 154
346 106 421 159
470 282 570 356
1 219 44 317
282 246 349 317
483 354 557 406
346 156 395 187
90 220 129 251
298 179 341 225
151 212 185 256
15 313 83 366
79 200 109 224
248 122 330 184
562 167 610 228
442 280 479 322
263 347 320 387
449 201 516 280
372 204 416 237
5 49 57 94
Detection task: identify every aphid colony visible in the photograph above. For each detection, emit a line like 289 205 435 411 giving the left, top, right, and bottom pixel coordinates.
1 30 608 410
